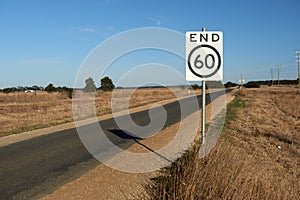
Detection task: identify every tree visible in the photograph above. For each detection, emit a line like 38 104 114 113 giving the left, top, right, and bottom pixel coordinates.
244 81 260 88
3 88 13 94
224 81 238 88
83 77 97 93
100 76 115 91
45 83 56 93
207 81 224 88
191 84 201 90
32 85 41 91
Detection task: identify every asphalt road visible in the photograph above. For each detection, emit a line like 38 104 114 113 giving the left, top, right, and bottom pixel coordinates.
0 89 230 199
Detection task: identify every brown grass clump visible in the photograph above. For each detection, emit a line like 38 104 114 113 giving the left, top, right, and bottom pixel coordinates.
271 90 300 120
148 87 300 199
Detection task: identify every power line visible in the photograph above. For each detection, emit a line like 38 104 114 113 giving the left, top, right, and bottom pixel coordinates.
237 52 298 83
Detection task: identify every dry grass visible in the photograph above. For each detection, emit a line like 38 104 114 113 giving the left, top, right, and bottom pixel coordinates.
0 92 72 137
0 88 190 137
149 86 300 199
270 90 300 120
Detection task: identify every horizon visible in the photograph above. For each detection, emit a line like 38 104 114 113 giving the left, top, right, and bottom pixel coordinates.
1 78 298 90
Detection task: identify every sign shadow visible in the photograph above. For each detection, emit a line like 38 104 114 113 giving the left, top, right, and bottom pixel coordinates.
107 129 172 163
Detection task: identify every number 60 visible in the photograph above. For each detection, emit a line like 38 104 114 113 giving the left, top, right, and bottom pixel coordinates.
194 54 215 69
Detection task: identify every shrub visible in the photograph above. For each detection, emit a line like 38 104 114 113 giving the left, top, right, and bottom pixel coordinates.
100 76 115 91
225 81 238 88
244 81 260 88
83 77 97 93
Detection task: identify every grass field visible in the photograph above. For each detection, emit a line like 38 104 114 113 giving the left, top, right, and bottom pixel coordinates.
0 88 190 137
149 86 300 199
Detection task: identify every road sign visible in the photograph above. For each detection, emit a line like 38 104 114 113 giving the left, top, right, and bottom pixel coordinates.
186 31 223 81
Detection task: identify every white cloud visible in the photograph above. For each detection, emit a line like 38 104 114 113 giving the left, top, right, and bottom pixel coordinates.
148 17 161 27
77 27 99 33
75 26 115 35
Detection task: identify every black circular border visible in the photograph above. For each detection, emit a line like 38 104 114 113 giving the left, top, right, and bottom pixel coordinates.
187 44 221 78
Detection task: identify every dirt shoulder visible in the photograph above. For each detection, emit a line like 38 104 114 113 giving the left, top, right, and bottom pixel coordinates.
149 86 300 199
40 90 235 200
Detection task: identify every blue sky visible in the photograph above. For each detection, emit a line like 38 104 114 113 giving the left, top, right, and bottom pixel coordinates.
0 0 299 88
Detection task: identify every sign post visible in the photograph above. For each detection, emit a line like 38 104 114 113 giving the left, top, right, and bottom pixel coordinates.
201 27 206 145
186 28 223 145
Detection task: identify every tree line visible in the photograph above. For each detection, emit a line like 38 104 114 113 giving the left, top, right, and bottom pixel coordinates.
0 76 115 98
191 81 238 90
1 77 298 95
0 85 44 93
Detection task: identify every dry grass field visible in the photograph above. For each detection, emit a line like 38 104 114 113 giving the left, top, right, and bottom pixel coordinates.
0 88 190 137
150 86 300 199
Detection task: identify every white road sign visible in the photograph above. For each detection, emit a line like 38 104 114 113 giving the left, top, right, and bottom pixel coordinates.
186 31 223 81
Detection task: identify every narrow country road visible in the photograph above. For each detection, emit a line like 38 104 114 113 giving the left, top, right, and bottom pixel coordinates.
0 89 230 199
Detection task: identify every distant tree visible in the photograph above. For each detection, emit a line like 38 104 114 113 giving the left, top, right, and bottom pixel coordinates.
207 81 224 88
31 85 41 91
244 81 260 88
100 76 115 91
17 86 25 91
224 81 238 88
83 77 97 93
45 83 56 93
3 88 13 94
191 84 201 90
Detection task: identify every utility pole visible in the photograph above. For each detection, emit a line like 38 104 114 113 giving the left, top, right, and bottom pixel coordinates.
238 73 245 90
297 50 300 84
240 74 242 91
271 68 273 85
277 64 281 85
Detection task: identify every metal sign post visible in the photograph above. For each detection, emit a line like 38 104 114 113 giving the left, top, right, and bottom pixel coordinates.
185 27 223 145
201 27 206 145
202 81 206 144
